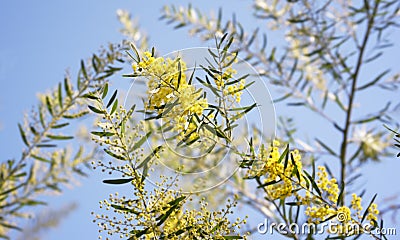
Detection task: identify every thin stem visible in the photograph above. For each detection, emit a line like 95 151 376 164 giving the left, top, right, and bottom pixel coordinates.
339 1 379 204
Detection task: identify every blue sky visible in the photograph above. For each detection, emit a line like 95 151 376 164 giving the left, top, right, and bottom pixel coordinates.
1 1 400 239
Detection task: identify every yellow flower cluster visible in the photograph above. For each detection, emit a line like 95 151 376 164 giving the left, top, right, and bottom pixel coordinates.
132 51 208 141
247 141 380 235
316 166 339 203
247 140 303 200
223 79 246 103
93 173 247 239
366 203 379 225
305 205 337 224
351 193 362 213
214 67 237 89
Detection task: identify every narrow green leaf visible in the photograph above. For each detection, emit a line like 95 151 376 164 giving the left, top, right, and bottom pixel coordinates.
304 171 322 196
167 196 186 206
0 183 25 196
257 180 280 188
110 99 118 115
361 194 377 223
104 148 126 160
278 144 289 164
357 69 390 91
156 203 180 226
102 83 109 99
177 61 182 88
0 222 22 231
131 131 151 151
62 110 89 119
83 93 98 100
81 60 88 80
315 138 337 156
36 144 57 148
39 105 45 128
51 122 69 129
130 43 140 62
88 105 105 114
64 77 73 98
31 154 51 163
18 124 29 147
102 178 134 185
46 134 73 140
91 131 115 137
106 90 118 108
58 82 63 108
45 96 53 116
23 199 47 206
290 153 301 182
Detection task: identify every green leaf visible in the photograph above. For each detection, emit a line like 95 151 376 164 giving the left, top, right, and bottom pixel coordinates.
18 124 29 147
45 96 54 116
257 180 280 188
278 144 289 164
102 83 109 99
231 103 257 121
225 74 249 86
83 93 98 100
111 204 139 214
130 43 140 62
23 199 47 206
31 154 51 163
81 60 88 80
88 105 105 114
361 194 377 223
167 196 186 206
290 153 301 182
0 183 25 196
131 131 151 151
91 131 115 137
92 54 101 73
106 90 118 108
285 202 302 206
174 22 186 29
104 148 126 160
64 77 73 98
304 171 322 196
39 105 45 128
136 146 162 183
177 61 182 88
102 178 134 185
315 138 337 156
62 110 89 119
0 222 22 231
58 82 63 108
36 144 57 148
51 122 69 129
357 69 390 91
110 99 118 115
337 182 345 206
156 201 182 226
46 134 73 140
